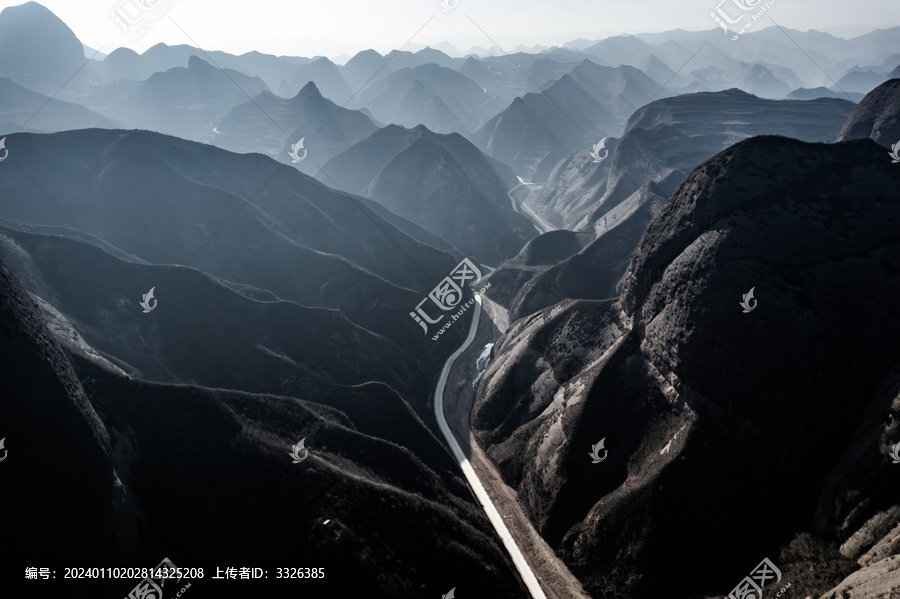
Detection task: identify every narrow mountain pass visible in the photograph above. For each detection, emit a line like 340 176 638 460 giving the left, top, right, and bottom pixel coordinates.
435 288 591 599
507 181 556 233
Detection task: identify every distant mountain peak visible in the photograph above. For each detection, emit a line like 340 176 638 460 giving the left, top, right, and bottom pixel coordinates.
354 48 384 59
310 55 337 67
0 0 85 92
1 1 59 18
187 54 212 70
296 80 323 98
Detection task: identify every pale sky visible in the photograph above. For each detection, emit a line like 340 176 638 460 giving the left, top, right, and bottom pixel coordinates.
2 0 899 59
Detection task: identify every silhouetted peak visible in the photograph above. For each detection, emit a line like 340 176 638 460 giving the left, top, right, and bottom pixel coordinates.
187 54 214 70
296 80 323 98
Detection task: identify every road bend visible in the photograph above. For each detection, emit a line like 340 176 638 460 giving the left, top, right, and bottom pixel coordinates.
433 293 549 599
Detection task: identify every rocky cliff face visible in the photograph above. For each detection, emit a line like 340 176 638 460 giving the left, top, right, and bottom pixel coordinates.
472 136 900 598
837 78 900 148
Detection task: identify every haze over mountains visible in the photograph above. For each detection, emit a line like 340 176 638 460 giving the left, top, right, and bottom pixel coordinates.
0 128 475 402
487 89 857 319
1 1 899 598
472 60 668 181
320 123 534 264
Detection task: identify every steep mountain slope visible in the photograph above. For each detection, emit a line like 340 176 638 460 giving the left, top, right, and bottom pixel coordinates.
0 259 133 567
339 47 462 93
0 259 528 598
289 56 353 104
0 223 424 400
458 53 572 111
341 48 390 90
0 76 116 132
834 69 890 94
472 136 900 598
505 183 669 322
0 1 84 94
471 60 666 181
493 89 855 320
320 124 536 264
478 229 595 310
544 89 854 232
0 128 471 409
87 55 271 142
214 81 379 175
837 78 900 147
351 63 499 134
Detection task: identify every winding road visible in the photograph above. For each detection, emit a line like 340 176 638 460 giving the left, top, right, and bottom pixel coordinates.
506 181 556 233
433 292 549 599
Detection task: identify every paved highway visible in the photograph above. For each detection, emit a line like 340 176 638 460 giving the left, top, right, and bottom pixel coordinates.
433 294 549 599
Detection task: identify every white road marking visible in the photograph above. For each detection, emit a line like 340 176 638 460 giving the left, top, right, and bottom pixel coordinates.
434 294 548 599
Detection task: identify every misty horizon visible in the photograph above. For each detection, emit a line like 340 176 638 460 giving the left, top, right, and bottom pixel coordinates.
0 0 895 60
1 1 899 598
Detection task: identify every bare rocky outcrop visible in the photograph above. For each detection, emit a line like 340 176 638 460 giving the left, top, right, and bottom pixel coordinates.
837 78 900 148
473 136 900 598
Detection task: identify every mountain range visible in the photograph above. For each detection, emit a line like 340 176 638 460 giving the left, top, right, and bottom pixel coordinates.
471 60 669 181
0 257 527 597
320 123 535 264
214 81 379 176
2 2 899 598
0 128 473 409
489 88 856 321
